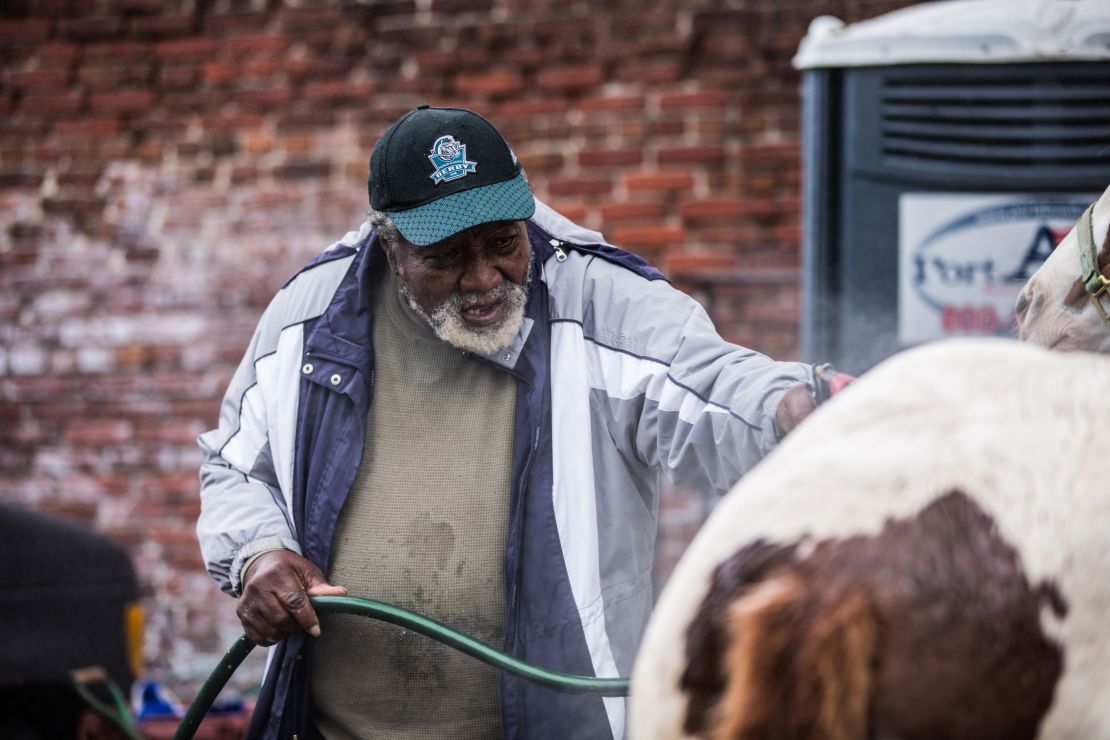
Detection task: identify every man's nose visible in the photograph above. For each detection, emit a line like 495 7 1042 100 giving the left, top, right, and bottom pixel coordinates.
459 254 501 294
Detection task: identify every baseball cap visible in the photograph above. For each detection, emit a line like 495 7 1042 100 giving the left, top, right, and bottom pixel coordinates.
369 105 536 246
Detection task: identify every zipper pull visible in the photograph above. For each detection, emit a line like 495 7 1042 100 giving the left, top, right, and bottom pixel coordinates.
549 238 568 262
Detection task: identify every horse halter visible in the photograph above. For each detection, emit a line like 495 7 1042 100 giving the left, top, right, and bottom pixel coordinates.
1077 203 1110 328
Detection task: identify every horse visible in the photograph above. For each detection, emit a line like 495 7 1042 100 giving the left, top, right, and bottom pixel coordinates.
1016 184 1110 354
628 338 1110 739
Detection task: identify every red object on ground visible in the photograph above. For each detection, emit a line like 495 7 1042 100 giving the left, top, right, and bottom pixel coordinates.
138 713 250 740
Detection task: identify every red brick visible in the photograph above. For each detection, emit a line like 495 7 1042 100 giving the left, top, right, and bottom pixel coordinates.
514 151 561 174
280 132 311 155
0 120 48 136
0 19 52 41
497 99 568 118
650 119 685 137
377 77 427 95
226 33 289 55
6 69 71 90
535 65 605 91
599 202 660 221
77 66 125 89
159 65 197 89
611 226 685 247
658 145 727 165
39 501 99 526
57 169 103 187
135 419 204 444
89 89 155 113
205 10 270 35
154 38 219 59
455 71 523 96
664 252 739 275
275 111 335 132
739 143 801 165
614 60 683 84
577 94 645 112
150 526 198 547
679 198 750 221
107 0 165 12
202 62 236 85
433 0 493 12
547 178 612 197
275 161 332 180
742 303 802 325
773 225 803 245
64 418 132 445
234 87 294 110
0 171 44 189
206 114 264 133
83 40 147 59
279 6 345 31
0 0 873 697
695 118 729 137
776 197 802 216
660 90 731 109
20 92 84 116
624 171 694 192
747 198 780 219
36 43 80 66
412 50 456 73
545 202 588 224
303 80 374 103
59 17 123 39
129 14 193 37
242 58 279 79
227 166 256 183
578 148 643 168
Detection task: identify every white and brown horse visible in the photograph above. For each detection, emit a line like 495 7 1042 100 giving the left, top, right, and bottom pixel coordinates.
1016 184 1110 354
629 338 1110 739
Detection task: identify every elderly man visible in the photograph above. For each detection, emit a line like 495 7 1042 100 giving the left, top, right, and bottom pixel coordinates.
197 105 824 740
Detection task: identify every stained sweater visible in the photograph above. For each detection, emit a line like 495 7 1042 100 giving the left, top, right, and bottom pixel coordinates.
311 271 515 739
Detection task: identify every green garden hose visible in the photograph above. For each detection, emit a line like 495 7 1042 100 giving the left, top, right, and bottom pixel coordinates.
174 594 631 740
71 668 143 740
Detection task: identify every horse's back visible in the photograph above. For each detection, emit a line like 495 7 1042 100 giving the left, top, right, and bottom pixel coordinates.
630 338 1110 739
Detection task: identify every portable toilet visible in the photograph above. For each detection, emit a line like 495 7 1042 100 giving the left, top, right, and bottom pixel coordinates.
794 0 1110 374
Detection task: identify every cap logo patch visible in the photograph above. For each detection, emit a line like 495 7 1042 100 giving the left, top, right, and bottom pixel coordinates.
428 135 477 184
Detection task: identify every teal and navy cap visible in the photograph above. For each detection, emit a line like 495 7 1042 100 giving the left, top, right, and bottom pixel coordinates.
369 105 536 247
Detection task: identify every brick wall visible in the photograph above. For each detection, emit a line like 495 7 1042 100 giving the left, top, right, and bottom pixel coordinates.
0 0 921 699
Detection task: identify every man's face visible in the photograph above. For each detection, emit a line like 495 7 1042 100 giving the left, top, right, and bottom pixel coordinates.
386 220 533 354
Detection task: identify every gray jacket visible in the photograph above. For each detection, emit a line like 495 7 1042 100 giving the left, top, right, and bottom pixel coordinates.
196 200 813 739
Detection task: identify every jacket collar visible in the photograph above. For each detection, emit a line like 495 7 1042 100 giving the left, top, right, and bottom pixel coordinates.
302 231 382 369
303 227 555 379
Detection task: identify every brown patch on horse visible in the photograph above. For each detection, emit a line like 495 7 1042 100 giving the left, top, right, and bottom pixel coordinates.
681 490 1067 740
681 540 798 735
709 576 877 740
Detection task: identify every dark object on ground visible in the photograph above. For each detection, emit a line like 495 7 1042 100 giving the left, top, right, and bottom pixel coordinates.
0 503 140 739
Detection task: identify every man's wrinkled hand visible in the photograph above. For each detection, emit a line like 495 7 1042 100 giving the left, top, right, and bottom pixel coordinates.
775 383 817 437
237 550 347 646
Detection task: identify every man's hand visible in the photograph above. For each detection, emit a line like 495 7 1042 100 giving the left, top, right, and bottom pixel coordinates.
237 550 347 646
776 366 858 438
776 383 817 437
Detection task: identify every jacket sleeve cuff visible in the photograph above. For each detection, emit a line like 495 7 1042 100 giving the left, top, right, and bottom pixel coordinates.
229 536 302 597
762 369 818 448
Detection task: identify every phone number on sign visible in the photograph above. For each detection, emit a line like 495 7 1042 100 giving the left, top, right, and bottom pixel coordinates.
940 305 1005 333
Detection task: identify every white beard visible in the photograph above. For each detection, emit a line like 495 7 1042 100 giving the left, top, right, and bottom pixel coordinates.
400 255 533 355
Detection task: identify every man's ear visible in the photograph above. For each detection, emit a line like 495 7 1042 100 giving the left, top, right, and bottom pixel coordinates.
710 575 877 740
380 239 401 275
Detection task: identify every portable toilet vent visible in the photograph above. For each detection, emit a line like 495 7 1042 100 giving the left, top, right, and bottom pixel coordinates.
795 0 1110 374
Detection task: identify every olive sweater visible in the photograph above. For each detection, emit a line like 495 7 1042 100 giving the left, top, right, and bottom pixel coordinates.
311 271 515 739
